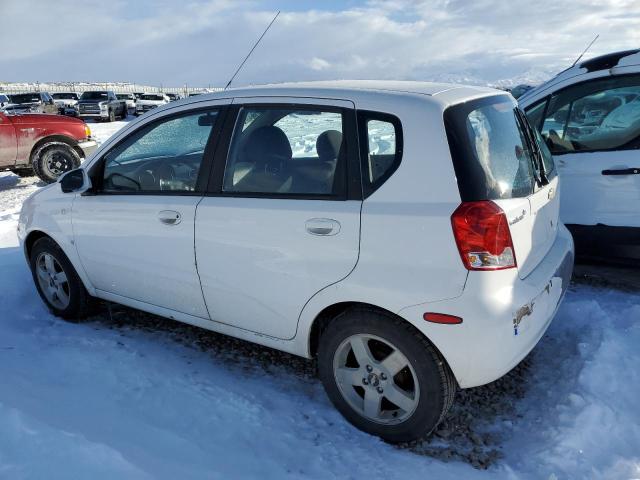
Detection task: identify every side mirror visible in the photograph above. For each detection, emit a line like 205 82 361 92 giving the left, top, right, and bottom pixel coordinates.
60 168 91 193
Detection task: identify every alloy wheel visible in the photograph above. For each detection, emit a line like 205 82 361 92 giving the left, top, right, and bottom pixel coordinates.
35 252 70 309
333 333 420 425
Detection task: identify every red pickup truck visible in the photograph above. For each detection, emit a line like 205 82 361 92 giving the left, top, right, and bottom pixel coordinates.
0 111 97 183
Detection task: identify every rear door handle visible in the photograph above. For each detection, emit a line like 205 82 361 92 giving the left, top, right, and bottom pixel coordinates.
158 210 181 225
305 218 340 236
602 168 640 175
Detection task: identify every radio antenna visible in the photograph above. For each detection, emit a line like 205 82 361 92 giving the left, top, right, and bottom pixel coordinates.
224 10 280 90
571 34 599 68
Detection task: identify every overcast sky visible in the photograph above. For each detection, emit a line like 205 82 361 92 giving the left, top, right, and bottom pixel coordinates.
2 0 640 88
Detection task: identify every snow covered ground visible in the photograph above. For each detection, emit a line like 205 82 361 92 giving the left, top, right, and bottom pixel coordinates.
0 121 639 479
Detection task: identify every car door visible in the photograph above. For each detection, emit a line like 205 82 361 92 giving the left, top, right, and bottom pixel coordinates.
527 74 640 228
195 98 362 339
0 113 17 167
72 102 228 318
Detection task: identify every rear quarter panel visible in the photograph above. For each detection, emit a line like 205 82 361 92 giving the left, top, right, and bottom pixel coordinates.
295 93 469 354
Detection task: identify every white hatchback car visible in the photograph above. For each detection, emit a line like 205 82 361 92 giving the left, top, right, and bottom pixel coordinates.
18 81 574 442
519 49 640 260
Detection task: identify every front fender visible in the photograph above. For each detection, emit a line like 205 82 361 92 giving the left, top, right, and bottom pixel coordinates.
19 187 96 296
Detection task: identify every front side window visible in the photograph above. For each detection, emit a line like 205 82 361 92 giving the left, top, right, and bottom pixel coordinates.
445 96 537 201
100 109 219 193
537 75 640 154
223 107 346 196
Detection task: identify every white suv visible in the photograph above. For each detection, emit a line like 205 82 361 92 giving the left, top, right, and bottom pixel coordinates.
18 81 574 442
519 49 640 260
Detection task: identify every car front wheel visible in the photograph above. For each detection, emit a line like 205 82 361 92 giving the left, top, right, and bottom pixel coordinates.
318 308 456 443
30 237 93 321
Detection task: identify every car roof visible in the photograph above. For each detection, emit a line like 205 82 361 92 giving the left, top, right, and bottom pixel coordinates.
519 49 640 105
176 80 503 108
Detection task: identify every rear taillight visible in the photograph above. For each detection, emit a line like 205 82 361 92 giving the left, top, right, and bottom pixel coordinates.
451 201 516 271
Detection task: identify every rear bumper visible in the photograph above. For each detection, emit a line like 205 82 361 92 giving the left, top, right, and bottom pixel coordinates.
78 140 98 159
399 224 574 388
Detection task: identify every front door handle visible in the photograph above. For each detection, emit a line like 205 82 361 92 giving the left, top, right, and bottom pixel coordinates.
158 210 181 225
305 218 340 236
602 168 640 176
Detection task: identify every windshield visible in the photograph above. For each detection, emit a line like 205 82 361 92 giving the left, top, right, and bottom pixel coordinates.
80 91 108 100
52 93 78 100
445 96 539 201
140 94 164 101
9 93 40 104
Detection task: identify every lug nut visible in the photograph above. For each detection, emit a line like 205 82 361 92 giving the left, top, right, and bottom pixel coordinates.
366 365 373 372
362 378 369 385
376 387 384 394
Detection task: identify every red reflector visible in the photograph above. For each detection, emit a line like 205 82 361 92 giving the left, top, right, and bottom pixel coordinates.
423 312 463 325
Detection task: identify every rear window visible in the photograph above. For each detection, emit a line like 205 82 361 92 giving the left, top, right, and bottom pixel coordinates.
444 96 536 201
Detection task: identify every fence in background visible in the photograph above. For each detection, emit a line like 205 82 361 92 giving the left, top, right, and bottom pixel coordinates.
0 83 223 96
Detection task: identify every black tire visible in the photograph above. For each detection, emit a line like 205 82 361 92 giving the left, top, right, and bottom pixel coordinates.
318 308 456 443
9 168 35 178
108 109 115 122
29 237 93 322
32 142 81 184
120 106 127 120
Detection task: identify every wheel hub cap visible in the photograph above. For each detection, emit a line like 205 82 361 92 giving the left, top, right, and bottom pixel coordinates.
333 333 420 425
35 252 70 310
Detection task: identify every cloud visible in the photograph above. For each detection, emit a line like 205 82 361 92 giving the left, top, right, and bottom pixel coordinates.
1 0 639 87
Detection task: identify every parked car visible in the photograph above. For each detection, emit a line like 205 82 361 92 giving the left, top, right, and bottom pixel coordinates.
165 93 180 101
0 110 97 182
4 92 58 114
77 90 127 122
519 49 640 260
134 93 169 116
0 94 9 108
52 92 80 116
17 81 573 443
116 93 136 114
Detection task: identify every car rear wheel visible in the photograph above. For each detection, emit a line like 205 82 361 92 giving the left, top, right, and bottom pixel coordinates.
29 237 94 321
318 307 456 443
32 142 81 183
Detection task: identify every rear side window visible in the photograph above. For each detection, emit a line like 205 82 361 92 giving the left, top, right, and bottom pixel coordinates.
357 111 402 197
444 96 537 201
222 106 347 197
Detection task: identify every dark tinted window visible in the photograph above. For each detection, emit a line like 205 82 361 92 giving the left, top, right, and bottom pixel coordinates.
52 93 78 100
140 94 165 101
9 93 40 103
223 107 346 196
101 110 218 193
80 91 108 100
445 96 536 201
